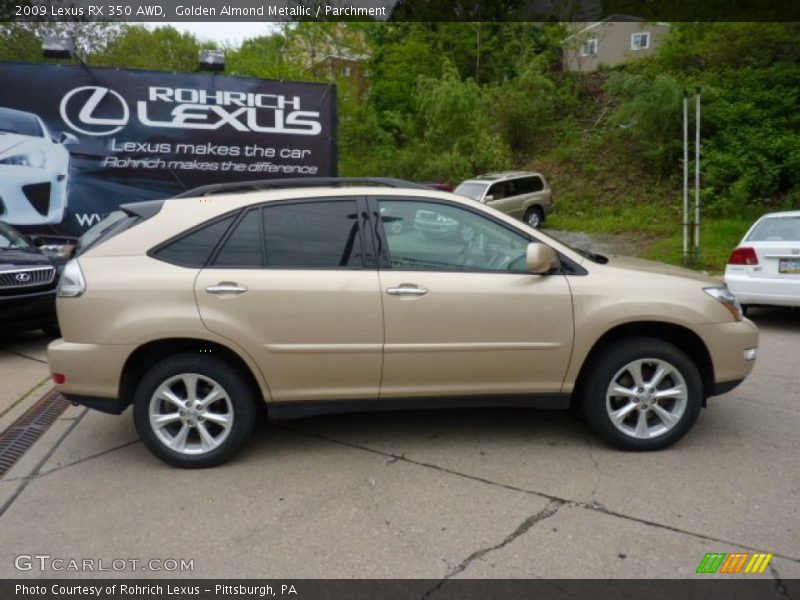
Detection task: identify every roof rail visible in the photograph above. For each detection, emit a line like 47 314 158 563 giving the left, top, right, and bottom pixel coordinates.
172 177 430 198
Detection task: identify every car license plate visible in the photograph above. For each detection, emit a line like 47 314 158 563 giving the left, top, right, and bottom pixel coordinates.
779 258 800 274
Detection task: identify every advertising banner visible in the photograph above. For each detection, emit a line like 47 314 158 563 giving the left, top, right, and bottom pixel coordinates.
0 62 337 236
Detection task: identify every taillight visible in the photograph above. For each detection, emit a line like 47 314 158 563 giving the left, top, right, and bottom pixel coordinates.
728 247 758 266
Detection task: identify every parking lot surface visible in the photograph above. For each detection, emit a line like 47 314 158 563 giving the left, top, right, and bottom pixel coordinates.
0 309 798 583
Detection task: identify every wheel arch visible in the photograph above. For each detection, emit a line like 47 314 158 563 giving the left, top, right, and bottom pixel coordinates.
571 321 715 404
119 338 269 410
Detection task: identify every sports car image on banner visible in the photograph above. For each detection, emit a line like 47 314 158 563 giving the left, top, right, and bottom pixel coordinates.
0 106 76 226
0 62 337 237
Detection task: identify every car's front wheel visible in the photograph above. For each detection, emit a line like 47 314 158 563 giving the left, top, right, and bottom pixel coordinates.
580 338 703 451
133 353 257 468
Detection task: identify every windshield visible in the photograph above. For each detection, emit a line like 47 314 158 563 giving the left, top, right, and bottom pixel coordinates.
0 222 32 250
747 216 800 242
0 107 42 137
454 182 489 202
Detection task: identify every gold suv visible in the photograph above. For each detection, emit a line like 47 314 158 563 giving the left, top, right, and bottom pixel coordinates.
48 178 758 467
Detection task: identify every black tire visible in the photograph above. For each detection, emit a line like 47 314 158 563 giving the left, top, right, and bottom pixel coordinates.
133 353 258 468
523 206 544 229
580 337 703 451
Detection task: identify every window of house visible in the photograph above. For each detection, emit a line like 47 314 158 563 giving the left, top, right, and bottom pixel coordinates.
580 39 598 57
631 32 651 50
342 66 351 77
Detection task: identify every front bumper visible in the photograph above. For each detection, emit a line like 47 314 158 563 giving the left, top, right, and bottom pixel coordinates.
0 288 57 332
696 318 759 395
0 165 67 226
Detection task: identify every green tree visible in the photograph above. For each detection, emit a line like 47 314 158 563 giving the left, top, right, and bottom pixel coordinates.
93 25 205 72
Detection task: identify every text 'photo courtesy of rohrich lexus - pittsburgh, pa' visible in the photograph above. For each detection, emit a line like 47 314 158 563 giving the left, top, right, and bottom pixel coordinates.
47 178 759 468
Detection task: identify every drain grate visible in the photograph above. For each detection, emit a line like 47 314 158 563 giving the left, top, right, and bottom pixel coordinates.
0 390 71 478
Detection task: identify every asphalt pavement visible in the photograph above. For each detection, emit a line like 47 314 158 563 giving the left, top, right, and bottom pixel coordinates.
0 308 798 585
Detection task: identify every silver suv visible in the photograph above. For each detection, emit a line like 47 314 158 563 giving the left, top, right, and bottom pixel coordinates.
454 171 553 228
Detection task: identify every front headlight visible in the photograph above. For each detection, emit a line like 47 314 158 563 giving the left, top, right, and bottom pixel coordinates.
704 286 743 321
0 148 47 168
57 259 86 298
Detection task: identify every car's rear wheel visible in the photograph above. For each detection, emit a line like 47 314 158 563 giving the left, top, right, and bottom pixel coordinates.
580 338 703 451
523 206 544 229
133 353 257 468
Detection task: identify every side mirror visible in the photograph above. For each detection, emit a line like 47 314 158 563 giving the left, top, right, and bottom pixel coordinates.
58 132 79 146
525 243 558 275
483 194 494 203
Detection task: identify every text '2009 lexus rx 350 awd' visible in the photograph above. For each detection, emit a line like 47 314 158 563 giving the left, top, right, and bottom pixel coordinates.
47 178 758 467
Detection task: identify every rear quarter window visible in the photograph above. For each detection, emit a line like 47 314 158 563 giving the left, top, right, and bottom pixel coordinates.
152 215 236 267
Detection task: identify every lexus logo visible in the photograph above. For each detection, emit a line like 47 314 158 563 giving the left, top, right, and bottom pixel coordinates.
60 86 129 136
15 273 31 282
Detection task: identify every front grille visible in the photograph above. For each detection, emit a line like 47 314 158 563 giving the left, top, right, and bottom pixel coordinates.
22 182 51 216
0 266 56 289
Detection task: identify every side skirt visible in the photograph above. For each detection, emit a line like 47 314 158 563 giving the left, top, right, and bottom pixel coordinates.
268 393 571 420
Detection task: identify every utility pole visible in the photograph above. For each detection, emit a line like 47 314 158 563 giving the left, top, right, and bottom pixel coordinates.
694 87 701 265
682 88 701 267
683 91 689 266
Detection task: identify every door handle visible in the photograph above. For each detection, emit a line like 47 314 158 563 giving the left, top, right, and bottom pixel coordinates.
205 282 248 295
386 285 428 297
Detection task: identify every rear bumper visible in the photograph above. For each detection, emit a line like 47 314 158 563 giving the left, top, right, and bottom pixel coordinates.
47 339 134 404
725 272 800 307
62 393 129 415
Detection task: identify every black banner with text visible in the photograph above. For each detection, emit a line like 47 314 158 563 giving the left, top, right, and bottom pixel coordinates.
0 62 336 235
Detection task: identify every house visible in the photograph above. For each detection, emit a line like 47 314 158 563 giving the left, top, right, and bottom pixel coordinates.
562 16 670 72
310 52 370 98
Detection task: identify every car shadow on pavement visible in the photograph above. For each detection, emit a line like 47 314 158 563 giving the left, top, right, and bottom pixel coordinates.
745 306 800 331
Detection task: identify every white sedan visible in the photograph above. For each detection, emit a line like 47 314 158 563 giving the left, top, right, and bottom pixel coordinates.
725 210 800 311
0 106 76 226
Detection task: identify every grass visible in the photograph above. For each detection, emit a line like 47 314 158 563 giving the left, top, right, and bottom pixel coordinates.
530 130 760 274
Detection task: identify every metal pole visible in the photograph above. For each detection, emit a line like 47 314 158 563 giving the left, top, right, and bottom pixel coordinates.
695 87 701 264
683 91 689 266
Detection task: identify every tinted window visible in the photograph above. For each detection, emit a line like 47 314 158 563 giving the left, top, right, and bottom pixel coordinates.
0 107 42 137
154 215 235 267
379 200 529 272
214 210 263 267
487 182 507 200
516 176 544 194
263 200 363 268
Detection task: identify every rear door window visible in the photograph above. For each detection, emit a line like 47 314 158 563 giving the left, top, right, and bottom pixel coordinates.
516 177 544 194
262 200 365 268
214 209 264 267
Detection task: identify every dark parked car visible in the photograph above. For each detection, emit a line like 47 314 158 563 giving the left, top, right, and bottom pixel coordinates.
0 220 64 335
